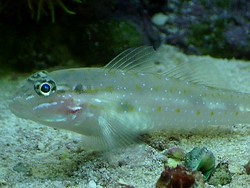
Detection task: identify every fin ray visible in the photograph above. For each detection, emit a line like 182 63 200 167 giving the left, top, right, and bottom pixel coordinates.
94 115 139 150
105 46 156 72
161 60 235 90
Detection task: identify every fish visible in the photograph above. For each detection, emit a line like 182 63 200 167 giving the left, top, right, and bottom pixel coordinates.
9 46 250 150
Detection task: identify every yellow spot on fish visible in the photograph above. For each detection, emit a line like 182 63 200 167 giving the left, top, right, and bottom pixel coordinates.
119 102 135 112
106 86 114 93
210 111 214 117
135 84 142 91
85 88 100 94
175 108 181 113
196 111 201 116
157 106 162 112
153 86 159 91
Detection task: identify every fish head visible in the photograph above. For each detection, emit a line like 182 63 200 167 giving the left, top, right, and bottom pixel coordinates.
9 71 85 127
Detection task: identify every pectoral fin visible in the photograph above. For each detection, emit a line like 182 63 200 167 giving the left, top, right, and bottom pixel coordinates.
78 114 141 151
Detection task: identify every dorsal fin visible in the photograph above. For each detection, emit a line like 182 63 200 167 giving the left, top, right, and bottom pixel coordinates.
161 58 236 91
105 45 237 91
104 46 156 72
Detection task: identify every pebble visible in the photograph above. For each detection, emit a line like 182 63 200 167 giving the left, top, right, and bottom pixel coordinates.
152 13 168 26
87 180 97 188
37 142 45 150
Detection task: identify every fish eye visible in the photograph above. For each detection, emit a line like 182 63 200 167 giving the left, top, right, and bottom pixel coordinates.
40 83 51 94
34 80 56 96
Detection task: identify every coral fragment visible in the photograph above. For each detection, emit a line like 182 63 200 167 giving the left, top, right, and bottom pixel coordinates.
156 166 195 188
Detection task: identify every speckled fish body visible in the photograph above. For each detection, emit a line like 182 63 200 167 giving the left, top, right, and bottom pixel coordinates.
10 47 250 150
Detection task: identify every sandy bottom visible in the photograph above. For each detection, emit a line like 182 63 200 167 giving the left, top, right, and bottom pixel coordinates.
0 45 249 188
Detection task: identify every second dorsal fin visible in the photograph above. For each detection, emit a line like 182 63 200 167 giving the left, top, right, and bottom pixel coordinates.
161 56 237 91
